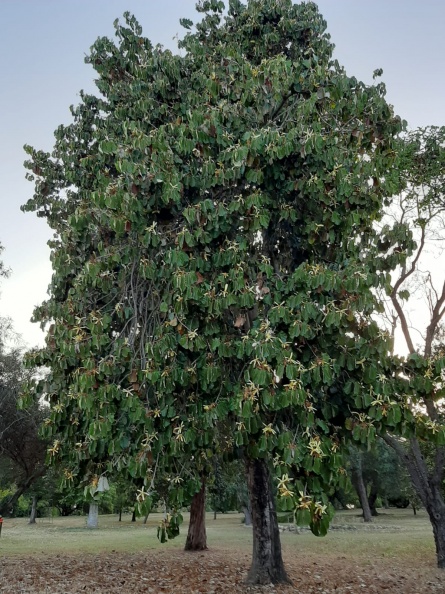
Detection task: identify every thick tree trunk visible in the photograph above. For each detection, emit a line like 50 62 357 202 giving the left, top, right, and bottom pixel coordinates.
421 487 445 568
29 495 38 524
185 479 207 551
245 457 291 585
242 505 252 526
351 463 373 523
87 502 99 528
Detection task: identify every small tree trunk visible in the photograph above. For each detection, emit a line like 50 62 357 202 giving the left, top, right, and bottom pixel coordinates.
29 495 38 524
213 510 217 520
87 502 99 528
242 505 252 526
368 482 379 517
185 479 207 551
131 509 136 522
118 508 122 522
245 457 291 585
351 462 373 523
143 511 149 524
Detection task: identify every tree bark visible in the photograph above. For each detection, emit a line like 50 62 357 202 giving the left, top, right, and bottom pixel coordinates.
184 479 207 551
29 495 38 524
350 459 373 523
87 502 99 528
131 509 136 522
245 457 291 585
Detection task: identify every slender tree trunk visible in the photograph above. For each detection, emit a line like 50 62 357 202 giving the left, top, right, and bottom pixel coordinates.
213 510 217 520
245 457 291 585
368 482 379 517
29 495 38 524
185 479 207 551
87 502 99 528
350 461 373 523
143 511 149 524
131 509 136 522
383 435 445 568
118 508 122 522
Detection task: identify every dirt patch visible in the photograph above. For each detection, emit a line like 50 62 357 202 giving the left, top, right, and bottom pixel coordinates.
1 547 444 594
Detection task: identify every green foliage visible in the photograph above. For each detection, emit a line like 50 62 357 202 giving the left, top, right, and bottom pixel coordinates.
157 512 183 543
22 0 408 534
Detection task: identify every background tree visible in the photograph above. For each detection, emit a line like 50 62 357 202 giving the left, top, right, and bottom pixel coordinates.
0 244 47 517
374 126 445 567
22 0 407 584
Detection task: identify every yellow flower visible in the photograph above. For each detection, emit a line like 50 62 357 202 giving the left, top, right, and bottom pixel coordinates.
262 423 276 436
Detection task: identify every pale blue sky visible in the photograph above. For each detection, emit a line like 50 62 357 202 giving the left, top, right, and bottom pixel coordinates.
1 0 444 346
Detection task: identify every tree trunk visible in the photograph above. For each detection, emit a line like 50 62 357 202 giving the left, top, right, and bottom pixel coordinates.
244 457 291 585
131 509 136 522
383 435 445 568
425 489 445 568
242 505 252 526
29 495 38 524
368 481 379 517
185 479 207 551
350 461 373 523
0 472 43 516
118 508 122 522
87 502 99 528
143 511 149 524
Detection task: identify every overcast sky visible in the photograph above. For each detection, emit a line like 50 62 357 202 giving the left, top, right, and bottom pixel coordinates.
1 0 445 347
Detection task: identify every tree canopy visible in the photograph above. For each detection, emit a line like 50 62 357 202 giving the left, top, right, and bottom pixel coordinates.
22 1 415 578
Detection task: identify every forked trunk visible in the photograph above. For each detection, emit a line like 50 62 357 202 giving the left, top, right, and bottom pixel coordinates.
29 495 38 524
185 479 207 551
245 457 291 585
87 502 99 528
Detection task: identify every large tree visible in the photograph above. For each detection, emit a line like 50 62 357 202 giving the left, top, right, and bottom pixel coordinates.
22 0 406 584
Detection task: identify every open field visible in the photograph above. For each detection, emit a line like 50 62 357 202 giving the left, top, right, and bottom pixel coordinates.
1 509 444 593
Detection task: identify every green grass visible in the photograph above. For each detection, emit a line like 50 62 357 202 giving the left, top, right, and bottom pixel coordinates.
0 508 437 564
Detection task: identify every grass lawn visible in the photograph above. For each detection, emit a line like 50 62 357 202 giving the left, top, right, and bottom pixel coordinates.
0 508 444 593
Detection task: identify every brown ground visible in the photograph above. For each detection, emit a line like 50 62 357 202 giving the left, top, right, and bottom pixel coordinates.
1 547 445 594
